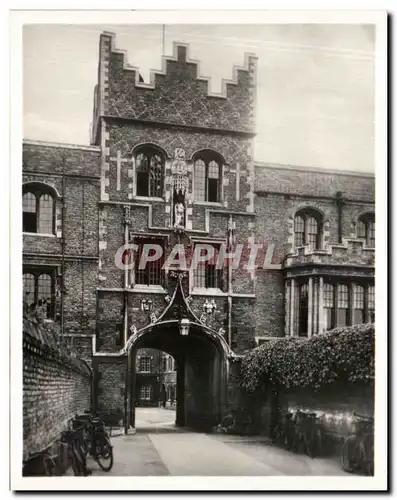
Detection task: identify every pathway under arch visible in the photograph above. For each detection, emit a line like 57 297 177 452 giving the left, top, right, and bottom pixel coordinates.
125 320 228 433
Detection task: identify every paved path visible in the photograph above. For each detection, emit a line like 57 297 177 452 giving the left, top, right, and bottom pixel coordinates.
83 408 349 477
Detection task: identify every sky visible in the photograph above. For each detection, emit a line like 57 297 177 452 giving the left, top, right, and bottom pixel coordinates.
23 24 375 172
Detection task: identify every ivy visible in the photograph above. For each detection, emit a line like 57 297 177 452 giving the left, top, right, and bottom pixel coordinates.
240 324 374 393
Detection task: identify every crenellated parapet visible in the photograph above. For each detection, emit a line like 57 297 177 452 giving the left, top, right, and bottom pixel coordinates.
93 31 258 138
284 238 375 270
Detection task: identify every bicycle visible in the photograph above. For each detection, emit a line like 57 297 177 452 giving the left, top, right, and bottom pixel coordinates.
272 410 294 450
24 449 58 476
340 412 374 476
74 412 114 472
60 426 92 476
292 411 324 458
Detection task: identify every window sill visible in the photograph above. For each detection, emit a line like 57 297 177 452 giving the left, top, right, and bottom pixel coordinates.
23 232 57 238
130 285 167 294
191 287 226 296
194 201 222 207
132 196 165 202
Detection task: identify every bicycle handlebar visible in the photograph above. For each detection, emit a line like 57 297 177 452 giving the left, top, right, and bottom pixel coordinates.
352 412 374 421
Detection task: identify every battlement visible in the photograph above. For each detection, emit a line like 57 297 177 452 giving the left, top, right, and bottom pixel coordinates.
284 238 375 269
92 31 258 139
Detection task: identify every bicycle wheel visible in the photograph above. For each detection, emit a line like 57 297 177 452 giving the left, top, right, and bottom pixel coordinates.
304 432 314 458
341 435 359 473
95 435 114 472
72 442 88 476
43 455 56 476
315 428 324 458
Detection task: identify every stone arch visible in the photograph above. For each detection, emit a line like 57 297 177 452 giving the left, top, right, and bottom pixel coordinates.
124 319 230 433
22 181 61 199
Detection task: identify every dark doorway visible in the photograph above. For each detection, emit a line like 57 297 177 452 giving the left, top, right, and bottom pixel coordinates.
127 323 225 433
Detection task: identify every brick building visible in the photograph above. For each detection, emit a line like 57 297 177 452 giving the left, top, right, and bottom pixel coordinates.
22 31 375 432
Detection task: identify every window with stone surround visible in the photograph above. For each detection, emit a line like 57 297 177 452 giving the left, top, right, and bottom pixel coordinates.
139 357 152 373
23 183 56 235
291 279 375 336
324 283 335 330
23 267 56 319
140 385 152 400
337 284 349 326
294 209 322 250
135 146 164 198
353 284 365 324
133 237 166 287
357 212 375 247
193 151 223 203
322 280 374 330
192 243 225 291
298 283 309 337
368 285 375 323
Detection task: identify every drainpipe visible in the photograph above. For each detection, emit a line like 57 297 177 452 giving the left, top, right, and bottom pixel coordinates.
227 215 234 347
60 154 66 343
123 207 130 433
123 206 130 345
335 191 344 244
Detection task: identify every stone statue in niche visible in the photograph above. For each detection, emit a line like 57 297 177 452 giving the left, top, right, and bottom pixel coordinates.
173 190 186 228
171 148 188 229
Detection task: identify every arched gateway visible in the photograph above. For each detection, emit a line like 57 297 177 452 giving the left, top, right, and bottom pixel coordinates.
121 270 236 433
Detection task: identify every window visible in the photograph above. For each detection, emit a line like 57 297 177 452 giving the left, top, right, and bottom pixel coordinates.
193 244 225 290
140 385 152 401
162 356 168 372
337 284 349 327
193 151 222 202
135 147 164 198
294 209 322 249
139 357 152 373
368 285 375 323
23 269 56 319
23 184 56 234
320 281 374 329
298 283 309 337
324 283 335 330
353 285 365 324
134 238 165 287
357 213 375 247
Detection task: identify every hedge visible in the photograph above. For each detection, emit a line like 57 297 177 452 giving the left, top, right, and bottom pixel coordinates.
240 324 374 393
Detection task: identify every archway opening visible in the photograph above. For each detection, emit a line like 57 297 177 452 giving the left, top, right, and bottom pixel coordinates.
128 321 226 433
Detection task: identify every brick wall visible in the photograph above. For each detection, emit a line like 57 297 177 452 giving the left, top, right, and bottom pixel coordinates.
23 323 92 462
96 32 257 135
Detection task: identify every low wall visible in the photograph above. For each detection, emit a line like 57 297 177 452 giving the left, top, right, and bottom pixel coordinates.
23 326 92 462
257 382 374 443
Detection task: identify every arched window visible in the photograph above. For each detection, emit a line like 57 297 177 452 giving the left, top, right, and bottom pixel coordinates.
135 146 164 198
23 269 55 319
193 151 222 203
23 184 56 234
294 209 322 249
357 213 375 247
